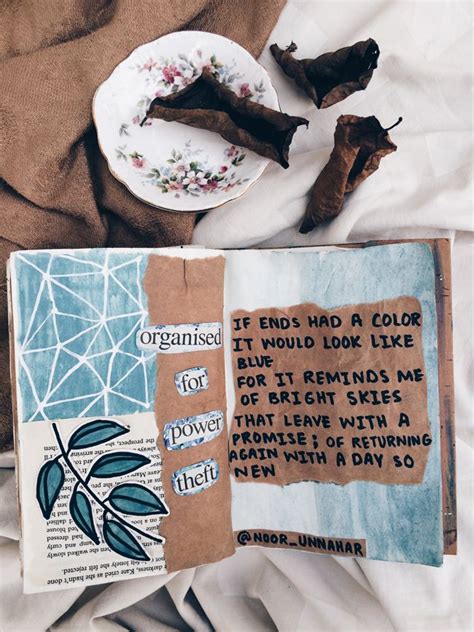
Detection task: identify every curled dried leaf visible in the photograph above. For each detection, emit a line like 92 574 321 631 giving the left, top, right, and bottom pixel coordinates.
142 68 308 168
270 39 380 108
299 114 401 234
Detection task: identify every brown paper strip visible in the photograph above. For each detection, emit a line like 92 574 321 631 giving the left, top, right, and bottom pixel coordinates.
144 255 235 572
230 296 431 486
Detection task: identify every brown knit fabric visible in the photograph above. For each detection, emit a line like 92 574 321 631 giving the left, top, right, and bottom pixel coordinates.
0 0 286 450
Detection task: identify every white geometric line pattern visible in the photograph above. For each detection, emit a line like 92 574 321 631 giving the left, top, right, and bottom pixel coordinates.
13 250 156 422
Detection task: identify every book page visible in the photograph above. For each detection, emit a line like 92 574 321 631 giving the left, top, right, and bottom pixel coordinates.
224 242 445 566
10 246 233 593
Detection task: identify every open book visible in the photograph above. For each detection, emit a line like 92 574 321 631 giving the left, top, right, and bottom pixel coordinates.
7 239 456 593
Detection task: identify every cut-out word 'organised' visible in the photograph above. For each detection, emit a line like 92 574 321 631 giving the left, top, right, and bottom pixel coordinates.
137 322 222 353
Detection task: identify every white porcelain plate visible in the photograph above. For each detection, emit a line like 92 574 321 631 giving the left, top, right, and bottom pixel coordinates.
93 31 279 212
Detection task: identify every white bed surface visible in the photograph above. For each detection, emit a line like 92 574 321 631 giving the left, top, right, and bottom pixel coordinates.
1 1 472 630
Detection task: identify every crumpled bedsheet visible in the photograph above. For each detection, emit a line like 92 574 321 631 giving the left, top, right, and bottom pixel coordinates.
0 1 472 630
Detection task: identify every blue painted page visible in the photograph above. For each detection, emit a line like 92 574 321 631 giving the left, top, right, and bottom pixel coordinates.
226 243 444 566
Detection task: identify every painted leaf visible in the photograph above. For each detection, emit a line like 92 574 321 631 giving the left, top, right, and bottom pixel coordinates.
70 488 99 544
103 517 150 561
36 458 65 519
108 484 169 516
68 419 129 450
89 452 151 479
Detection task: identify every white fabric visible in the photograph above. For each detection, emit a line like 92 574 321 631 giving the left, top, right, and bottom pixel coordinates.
1 1 472 630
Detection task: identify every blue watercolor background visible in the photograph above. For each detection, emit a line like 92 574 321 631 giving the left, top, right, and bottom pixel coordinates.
12 250 156 422
227 243 443 566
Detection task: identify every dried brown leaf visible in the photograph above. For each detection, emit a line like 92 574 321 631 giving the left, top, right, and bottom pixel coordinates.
299 114 401 234
270 39 380 108
142 68 308 168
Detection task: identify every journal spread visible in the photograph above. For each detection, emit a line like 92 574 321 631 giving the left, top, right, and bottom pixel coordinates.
7 239 456 593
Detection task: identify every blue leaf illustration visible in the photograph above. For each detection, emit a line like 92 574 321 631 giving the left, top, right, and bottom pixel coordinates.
89 452 151 479
107 484 169 516
36 458 65 520
70 488 99 544
103 517 150 561
68 419 129 450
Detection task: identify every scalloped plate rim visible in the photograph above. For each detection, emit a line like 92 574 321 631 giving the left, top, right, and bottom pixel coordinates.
92 30 280 213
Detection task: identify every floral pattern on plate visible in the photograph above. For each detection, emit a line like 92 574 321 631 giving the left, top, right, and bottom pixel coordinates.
115 142 248 198
93 31 279 212
129 51 266 127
